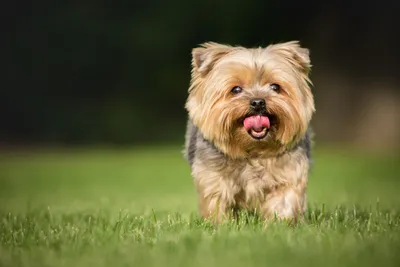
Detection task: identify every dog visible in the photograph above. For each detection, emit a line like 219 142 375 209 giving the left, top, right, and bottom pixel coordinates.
184 41 315 223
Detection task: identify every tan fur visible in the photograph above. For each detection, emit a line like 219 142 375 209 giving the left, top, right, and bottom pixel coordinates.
192 143 309 223
185 41 315 223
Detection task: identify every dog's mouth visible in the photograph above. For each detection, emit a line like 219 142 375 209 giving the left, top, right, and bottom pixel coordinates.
243 114 271 140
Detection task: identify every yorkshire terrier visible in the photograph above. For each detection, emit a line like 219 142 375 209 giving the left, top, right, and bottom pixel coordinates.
184 41 315 223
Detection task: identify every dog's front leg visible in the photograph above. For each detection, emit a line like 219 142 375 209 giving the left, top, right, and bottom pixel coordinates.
197 190 231 223
194 173 238 224
261 185 307 223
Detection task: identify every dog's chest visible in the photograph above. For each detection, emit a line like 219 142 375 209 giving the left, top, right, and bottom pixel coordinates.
237 159 274 195
192 142 309 209
232 157 294 206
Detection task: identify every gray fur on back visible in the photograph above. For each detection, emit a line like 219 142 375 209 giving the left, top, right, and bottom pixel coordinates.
183 119 198 166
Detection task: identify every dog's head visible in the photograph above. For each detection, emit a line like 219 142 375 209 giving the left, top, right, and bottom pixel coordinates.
186 41 315 158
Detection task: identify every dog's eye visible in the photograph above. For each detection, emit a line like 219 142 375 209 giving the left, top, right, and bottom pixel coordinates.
270 83 281 93
231 86 243 94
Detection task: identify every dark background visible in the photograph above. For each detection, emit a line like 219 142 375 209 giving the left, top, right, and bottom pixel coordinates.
3 0 400 149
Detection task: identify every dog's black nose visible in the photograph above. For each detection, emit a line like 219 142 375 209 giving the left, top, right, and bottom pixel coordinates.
250 98 266 111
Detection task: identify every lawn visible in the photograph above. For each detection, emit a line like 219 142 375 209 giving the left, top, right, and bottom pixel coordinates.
0 145 399 267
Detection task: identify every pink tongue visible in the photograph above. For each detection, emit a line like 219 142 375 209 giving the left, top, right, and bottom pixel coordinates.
243 115 270 132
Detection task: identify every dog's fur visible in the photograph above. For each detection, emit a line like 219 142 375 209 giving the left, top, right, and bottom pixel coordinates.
184 41 315 223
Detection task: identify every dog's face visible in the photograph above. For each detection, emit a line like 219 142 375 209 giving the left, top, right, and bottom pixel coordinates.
186 41 315 158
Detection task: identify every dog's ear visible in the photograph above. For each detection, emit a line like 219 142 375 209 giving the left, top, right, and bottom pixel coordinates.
267 41 311 74
192 42 232 75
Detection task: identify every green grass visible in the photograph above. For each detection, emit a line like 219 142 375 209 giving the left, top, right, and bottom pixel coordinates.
0 145 400 267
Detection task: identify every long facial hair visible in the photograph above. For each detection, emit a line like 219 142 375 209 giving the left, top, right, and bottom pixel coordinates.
186 41 315 158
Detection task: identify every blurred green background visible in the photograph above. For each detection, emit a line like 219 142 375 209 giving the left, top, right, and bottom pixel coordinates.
2 2 400 266
3 0 400 149
0 147 399 267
